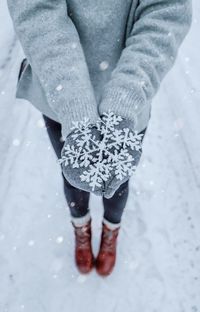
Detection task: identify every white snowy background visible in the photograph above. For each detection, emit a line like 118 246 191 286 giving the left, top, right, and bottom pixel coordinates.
0 1 199 311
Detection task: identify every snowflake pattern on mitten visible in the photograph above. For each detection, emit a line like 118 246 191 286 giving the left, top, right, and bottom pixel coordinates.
59 111 144 193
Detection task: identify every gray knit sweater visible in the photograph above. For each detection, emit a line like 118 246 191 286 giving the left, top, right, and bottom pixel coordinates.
7 0 192 138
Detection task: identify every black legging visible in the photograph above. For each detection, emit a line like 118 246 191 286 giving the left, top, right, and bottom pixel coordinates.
43 114 146 224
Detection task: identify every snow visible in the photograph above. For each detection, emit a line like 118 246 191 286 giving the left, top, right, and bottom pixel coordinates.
0 1 200 312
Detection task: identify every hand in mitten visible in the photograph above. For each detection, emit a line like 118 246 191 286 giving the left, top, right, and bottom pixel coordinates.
59 112 145 198
59 118 105 196
98 111 145 199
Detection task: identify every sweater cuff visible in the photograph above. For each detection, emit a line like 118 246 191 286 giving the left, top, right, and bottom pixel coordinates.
98 85 146 130
45 80 99 139
57 94 99 139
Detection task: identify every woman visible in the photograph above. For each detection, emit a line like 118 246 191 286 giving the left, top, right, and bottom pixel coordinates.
8 0 192 276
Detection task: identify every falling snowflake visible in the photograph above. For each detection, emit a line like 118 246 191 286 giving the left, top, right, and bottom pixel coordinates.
99 61 109 71
28 240 35 246
59 111 144 191
56 236 64 244
56 84 63 91
12 139 20 146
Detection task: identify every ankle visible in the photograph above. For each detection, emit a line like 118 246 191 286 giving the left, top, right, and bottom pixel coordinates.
103 218 121 230
71 211 91 227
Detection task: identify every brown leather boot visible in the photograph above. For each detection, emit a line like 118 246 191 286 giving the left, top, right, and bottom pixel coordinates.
72 219 94 274
95 222 120 276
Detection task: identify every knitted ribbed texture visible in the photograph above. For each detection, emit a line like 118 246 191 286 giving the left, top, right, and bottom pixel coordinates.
8 0 192 136
50 91 99 139
99 85 146 131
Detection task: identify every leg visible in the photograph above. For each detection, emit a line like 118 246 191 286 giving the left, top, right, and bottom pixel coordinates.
96 128 148 276
96 181 129 276
43 115 94 273
42 114 90 222
103 127 147 226
103 180 129 225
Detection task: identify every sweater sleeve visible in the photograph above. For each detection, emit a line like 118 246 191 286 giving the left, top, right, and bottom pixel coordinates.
99 0 192 129
7 0 99 137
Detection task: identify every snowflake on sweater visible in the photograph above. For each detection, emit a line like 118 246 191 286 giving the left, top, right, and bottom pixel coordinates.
59 111 144 191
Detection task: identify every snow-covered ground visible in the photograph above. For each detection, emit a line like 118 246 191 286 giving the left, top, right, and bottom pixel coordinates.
0 1 199 311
